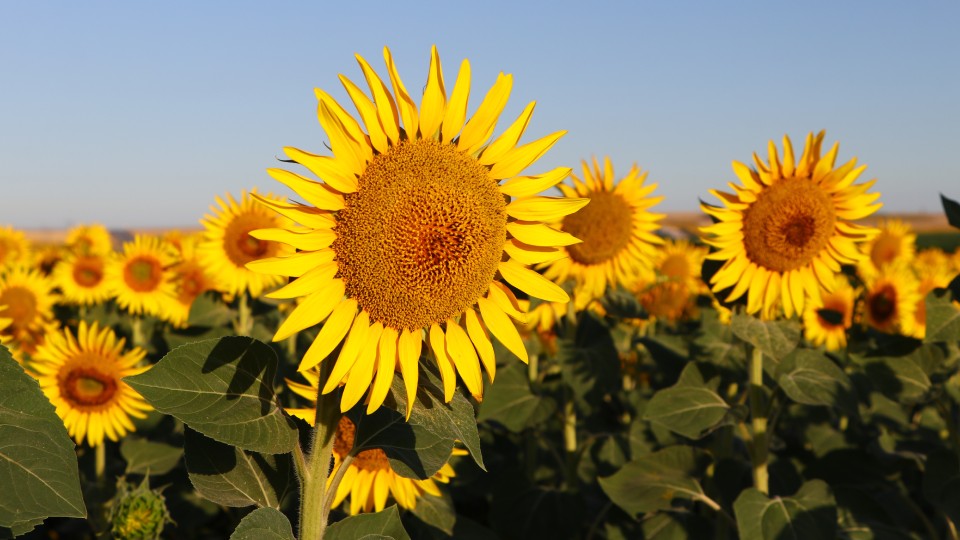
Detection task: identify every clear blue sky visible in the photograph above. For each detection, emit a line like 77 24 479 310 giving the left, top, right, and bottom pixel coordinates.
1 1 957 229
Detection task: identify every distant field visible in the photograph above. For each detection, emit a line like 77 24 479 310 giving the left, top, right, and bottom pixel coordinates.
917 232 960 253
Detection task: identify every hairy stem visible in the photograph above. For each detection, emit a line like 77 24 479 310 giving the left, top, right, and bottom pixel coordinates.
236 293 252 337
299 359 340 540
131 316 144 349
749 346 768 494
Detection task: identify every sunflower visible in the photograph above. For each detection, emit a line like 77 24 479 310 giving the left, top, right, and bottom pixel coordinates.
857 219 916 278
515 299 567 355
248 45 585 411
914 248 950 275
653 239 708 289
31 245 64 276
904 264 954 339
165 235 219 327
106 235 177 317
637 280 692 323
0 225 30 269
54 250 113 306
31 321 152 447
802 277 855 351
862 264 920 335
700 132 881 319
0 265 58 363
199 189 295 299
0 308 13 350
66 223 113 256
541 157 664 308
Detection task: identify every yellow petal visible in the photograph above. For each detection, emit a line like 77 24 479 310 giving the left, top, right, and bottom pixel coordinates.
323 311 371 393
465 309 495 381
313 88 371 162
283 146 358 194
503 239 566 265
249 227 336 251
341 322 383 412
458 73 513 156
272 279 344 340
299 298 357 371
747 268 769 314
419 45 447 140
789 269 806 315
339 75 390 154
355 53 400 143
500 167 572 198
505 196 589 221
764 271 782 315
266 168 345 211
445 322 483 399
383 47 419 138
318 101 366 176
429 324 457 403
725 262 757 303
479 102 536 165
731 161 763 192
246 250 335 277
781 270 795 319
506 221 581 247
373 469 391 512
250 193 335 230
441 59 470 143
781 136 796 178
498 260 569 303
398 328 422 420
489 131 567 180
266 262 338 299
368 327 398 414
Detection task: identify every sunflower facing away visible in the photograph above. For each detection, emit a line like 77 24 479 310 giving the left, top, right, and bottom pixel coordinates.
541 157 664 308
0 265 58 363
700 131 882 319
165 234 219 327
248 45 585 412
862 264 920 335
106 235 178 317
199 189 295 299
66 223 113 256
802 278 855 351
0 225 30 269
32 321 152 447
55 250 113 306
857 219 916 278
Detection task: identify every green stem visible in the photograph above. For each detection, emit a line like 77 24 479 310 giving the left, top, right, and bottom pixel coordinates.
749 346 768 494
131 316 144 349
525 353 539 482
95 442 106 483
299 359 341 540
236 293 252 337
563 386 578 492
94 442 107 537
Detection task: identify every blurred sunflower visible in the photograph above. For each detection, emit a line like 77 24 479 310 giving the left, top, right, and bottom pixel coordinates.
165 235 218 327
199 189 295 299
637 280 692 323
0 308 13 350
0 225 30 269
31 245 64 276
802 278 855 351
904 264 954 339
701 132 881 319
515 299 566 355
32 321 152 447
0 265 58 363
914 248 950 275
857 219 915 277
66 223 113 256
653 239 708 289
862 265 920 335
106 235 177 317
541 157 664 308
55 251 112 306
249 45 583 411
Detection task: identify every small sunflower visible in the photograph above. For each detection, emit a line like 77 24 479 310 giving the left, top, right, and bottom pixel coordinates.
701 132 881 319
652 239 708 290
66 223 113 256
542 157 664 308
32 321 153 447
857 219 916 278
637 280 692 323
0 225 30 269
106 235 177 317
249 46 585 412
165 235 219 327
0 265 58 362
904 264 954 340
802 277 855 351
914 248 950 275
199 189 295 299
54 251 113 306
31 245 64 276
862 264 920 335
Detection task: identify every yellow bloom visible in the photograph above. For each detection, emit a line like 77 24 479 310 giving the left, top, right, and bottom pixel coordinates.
857 219 916 278
66 223 113 256
802 278 855 351
710 294 733 325
199 189 295 299
863 264 920 335
700 132 881 319
54 251 113 306
542 157 663 308
904 264 954 339
0 265 58 364
653 239 708 290
32 321 153 447
0 225 30 269
106 235 177 317
249 46 584 412
31 245 64 276
914 247 950 275
165 235 219 328
637 280 692 323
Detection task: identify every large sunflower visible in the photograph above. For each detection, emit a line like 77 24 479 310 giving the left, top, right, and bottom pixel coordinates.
32 321 152 447
0 225 30 269
0 265 58 363
165 235 219 327
856 219 916 279
701 132 881 319
802 277 855 351
862 264 920 335
106 235 177 317
199 189 295 299
248 46 585 410
66 223 113 256
54 250 113 306
541 157 664 308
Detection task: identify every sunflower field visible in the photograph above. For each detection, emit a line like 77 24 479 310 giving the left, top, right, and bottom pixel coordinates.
3 46 960 540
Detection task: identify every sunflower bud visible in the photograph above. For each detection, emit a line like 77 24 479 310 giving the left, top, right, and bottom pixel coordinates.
110 477 171 540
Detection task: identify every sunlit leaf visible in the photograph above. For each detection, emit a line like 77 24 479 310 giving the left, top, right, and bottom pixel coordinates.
734 479 836 540
731 314 800 361
325 505 411 540
229 507 295 540
120 437 183 476
599 445 712 517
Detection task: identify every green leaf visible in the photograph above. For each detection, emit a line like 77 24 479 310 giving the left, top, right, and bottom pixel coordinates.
477 362 555 432
734 479 837 540
229 507 295 540
692 308 746 370
124 336 298 454
409 489 455 536
775 349 859 417
0 518 44 540
556 312 620 412
0 345 86 527
731 314 801 361
489 479 583 540
922 449 960 525
183 428 293 508
942 193 960 229
606 512 713 540
325 505 411 540
598 284 647 319
120 437 184 475
675 361 721 392
925 288 960 343
599 445 713 517
860 349 932 404
188 291 237 328
643 386 730 439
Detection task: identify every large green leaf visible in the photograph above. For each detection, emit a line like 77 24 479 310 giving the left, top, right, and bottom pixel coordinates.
124 336 298 454
692 308 746 370
598 284 647 319
409 489 455 536
556 312 620 411
860 348 932 404
731 314 801 361
477 362 555 432
599 445 713 517
925 288 960 343
734 479 837 540
922 449 960 525
183 428 293 508
325 505 411 540
229 507 295 540
776 349 859 417
942 193 960 229
120 437 183 475
0 346 86 528
643 386 730 439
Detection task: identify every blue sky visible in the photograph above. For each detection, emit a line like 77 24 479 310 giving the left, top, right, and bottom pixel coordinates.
1 1 957 228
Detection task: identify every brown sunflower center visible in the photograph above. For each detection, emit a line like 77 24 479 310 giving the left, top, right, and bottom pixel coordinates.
39 252 61 275
563 190 633 266
333 416 391 471
73 256 105 288
868 284 897 324
0 287 37 332
223 213 279 266
175 261 208 299
60 363 118 408
123 256 162 292
742 178 837 273
334 139 506 330
870 234 902 268
660 254 690 280
639 281 690 320
817 297 850 330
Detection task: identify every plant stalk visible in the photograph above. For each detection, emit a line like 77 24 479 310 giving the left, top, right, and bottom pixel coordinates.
299 359 341 540
131 316 144 349
563 386 578 492
95 442 106 483
749 346 768 494
236 292 252 337
525 353 539 481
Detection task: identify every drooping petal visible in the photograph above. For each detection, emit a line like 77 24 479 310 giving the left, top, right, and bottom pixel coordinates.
429 323 457 403
323 310 371 393
367 327 398 414
445 322 483 399
465 309 496 381
283 146 358 193
498 261 569 303
505 196 589 221
477 297 528 363
266 168 345 211
299 298 357 371
273 277 344 341
246 249 336 277
506 221 581 247
500 167 572 198
341 322 384 412
489 131 567 179
398 329 422 420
